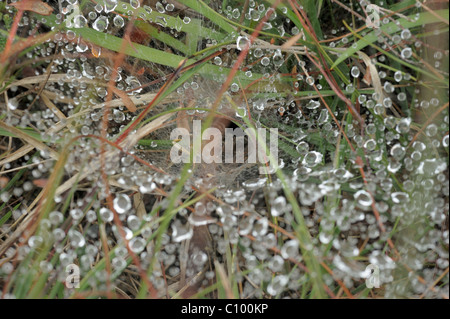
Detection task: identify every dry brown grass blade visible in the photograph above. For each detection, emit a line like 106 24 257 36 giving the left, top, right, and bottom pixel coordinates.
40 89 74 105
1 32 56 65
419 267 449 299
0 204 41 257
421 1 450 25
133 192 147 220
331 0 365 21
0 144 34 166
122 112 173 149
53 112 173 197
172 269 207 299
6 74 69 89
357 51 384 105
8 75 178 113
0 121 59 160
40 93 67 121
93 92 178 110
214 260 235 299
281 31 305 50
110 86 137 113
0 160 50 176
9 0 53 16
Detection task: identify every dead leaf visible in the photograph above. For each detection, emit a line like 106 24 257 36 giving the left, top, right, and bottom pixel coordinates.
357 51 384 105
33 178 48 188
91 45 101 58
363 65 372 86
9 0 54 16
0 176 10 189
137 67 145 76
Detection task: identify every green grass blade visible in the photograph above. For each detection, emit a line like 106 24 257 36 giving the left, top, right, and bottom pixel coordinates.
331 10 449 70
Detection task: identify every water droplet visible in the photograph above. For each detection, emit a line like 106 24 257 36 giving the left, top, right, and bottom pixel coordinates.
401 47 412 59
249 8 260 21
113 110 125 123
113 15 124 27
103 0 118 13
268 255 284 272
271 196 286 217
70 208 84 220
143 5 152 14
230 83 239 92
296 141 309 155
351 66 360 78
99 207 113 222
113 194 131 214
425 124 438 137
69 229 86 248
129 0 140 9
281 239 299 259
88 11 97 20
273 49 284 67
346 84 355 93
7 98 18 110
171 219 193 242
73 15 87 28
242 177 267 190
318 109 329 124
188 213 217 226
166 3 175 11
364 139 377 151
253 48 263 58
154 1 165 13
391 192 409 204
127 215 141 230
294 166 311 181
28 236 44 248
319 231 333 244
267 275 288 296
442 134 449 147
401 29 411 40
384 81 395 93
236 36 250 51
395 117 411 134
49 211 64 225
390 143 406 160
93 16 109 32
302 151 323 167
252 217 268 237
95 3 103 13
129 237 146 253
192 251 208 266
306 100 320 110
354 190 373 208
76 40 88 52
397 92 406 101
213 56 222 65
261 56 270 66
306 76 315 86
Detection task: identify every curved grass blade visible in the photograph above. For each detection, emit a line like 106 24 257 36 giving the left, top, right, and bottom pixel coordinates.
331 10 449 70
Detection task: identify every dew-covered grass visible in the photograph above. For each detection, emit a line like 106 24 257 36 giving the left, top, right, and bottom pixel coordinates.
0 0 448 299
